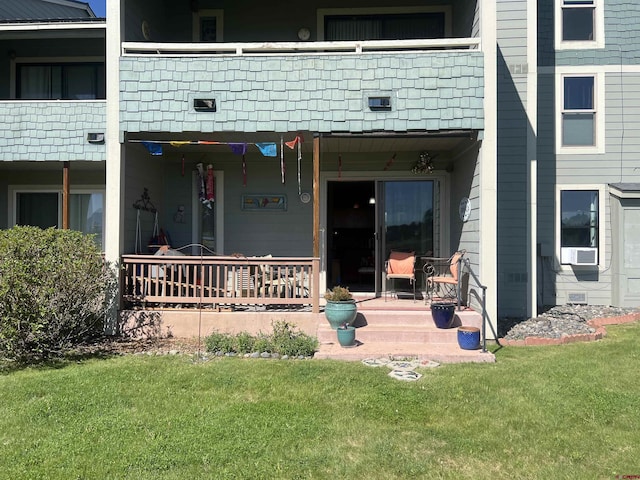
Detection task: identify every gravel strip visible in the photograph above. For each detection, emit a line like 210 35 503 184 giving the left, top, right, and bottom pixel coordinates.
503 305 640 340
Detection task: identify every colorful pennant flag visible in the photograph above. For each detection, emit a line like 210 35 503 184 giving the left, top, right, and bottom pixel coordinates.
229 143 248 155
141 141 163 156
255 142 277 157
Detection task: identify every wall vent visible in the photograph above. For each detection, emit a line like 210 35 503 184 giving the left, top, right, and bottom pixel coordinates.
87 132 104 144
368 96 391 111
567 292 588 304
194 99 216 112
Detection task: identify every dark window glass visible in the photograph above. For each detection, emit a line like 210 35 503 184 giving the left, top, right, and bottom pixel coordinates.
325 13 445 41
561 190 598 247
562 3 594 41
17 63 105 100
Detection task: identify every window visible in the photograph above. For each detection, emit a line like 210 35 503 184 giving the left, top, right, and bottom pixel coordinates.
562 0 594 41
557 186 605 266
561 190 598 248
12 190 104 249
556 0 604 49
17 63 105 100
318 7 451 42
16 192 59 228
562 76 594 146
325 12 444 41
556 70 604 154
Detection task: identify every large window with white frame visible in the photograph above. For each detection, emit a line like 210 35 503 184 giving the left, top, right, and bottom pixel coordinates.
12 189 105 249
557 185 605 266
556 70 605 154
555 0 604 49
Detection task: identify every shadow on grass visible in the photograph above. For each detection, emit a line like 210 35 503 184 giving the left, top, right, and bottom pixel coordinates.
1 310 164 374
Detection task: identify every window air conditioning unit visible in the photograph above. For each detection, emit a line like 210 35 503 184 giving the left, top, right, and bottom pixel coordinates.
561 247 598 266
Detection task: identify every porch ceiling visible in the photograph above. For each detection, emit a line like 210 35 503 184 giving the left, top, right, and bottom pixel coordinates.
126 130 478 155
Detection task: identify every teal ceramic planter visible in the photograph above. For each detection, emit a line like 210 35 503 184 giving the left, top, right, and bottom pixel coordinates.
336 326 356 347
324 300 357 330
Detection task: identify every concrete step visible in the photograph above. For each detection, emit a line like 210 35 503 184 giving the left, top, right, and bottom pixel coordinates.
314 340 495 364
352 309 482 329
318 323 464 345
315 307 492 363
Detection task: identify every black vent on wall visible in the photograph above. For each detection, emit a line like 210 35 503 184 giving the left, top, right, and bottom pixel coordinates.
368 96 391 111
194 99 216 112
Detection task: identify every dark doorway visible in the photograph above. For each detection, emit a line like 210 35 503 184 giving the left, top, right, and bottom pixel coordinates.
327 181 375 292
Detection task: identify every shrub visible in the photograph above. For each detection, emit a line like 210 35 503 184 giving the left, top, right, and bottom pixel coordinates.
233 331 256 354
0 226 117 361
204 332 235 354
270 320 319 357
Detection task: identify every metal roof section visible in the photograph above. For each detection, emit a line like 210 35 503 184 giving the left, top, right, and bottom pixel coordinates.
609 183 640 199
0 0 97 22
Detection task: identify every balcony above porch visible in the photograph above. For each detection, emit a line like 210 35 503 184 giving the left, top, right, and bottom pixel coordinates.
120 39 484 135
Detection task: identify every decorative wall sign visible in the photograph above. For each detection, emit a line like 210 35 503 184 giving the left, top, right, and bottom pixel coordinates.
242 194 287 211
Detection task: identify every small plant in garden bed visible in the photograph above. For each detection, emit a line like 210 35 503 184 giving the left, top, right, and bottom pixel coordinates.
204 320 318 357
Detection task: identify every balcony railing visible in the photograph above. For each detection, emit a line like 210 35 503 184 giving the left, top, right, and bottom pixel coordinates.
122 38 480 56
121 254 320 313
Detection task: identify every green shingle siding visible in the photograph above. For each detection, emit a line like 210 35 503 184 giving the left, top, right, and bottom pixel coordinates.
120 52 484 134
0 102 106 161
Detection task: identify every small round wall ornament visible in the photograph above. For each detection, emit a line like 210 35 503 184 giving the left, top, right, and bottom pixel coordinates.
300 192 311 203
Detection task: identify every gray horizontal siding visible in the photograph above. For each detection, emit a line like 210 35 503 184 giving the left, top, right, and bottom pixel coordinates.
0 101 106 161
497 0 530 317
120 52 484 134
539 0 640 67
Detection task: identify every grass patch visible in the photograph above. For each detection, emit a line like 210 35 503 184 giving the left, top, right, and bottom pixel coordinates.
1 323 639 479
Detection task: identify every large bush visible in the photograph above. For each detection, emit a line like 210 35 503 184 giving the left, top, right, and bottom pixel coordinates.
0 226 117 361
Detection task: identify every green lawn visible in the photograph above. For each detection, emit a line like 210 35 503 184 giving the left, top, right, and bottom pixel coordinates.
1 323 639 479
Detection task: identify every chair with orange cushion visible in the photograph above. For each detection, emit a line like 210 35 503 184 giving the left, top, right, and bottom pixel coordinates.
385 251 416 301
425 250 466 308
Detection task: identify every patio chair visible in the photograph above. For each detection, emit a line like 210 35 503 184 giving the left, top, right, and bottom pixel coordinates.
425 250 466 308
385 250 416 301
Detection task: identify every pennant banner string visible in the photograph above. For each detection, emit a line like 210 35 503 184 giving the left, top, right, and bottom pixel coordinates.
130 138 290 158
242 154 247 187
297 138 302 195
280 135 285 184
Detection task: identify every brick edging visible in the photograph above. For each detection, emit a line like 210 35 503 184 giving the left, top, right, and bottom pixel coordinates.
499 312 640 347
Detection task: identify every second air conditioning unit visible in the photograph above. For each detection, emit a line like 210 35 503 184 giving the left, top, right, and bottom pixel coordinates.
561 247 598 266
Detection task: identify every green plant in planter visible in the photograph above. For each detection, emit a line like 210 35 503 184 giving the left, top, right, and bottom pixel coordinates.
336 322 356 347
324 285 353 302
323 286 357 330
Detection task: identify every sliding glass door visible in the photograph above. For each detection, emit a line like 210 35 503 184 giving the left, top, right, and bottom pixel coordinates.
377 180 435 295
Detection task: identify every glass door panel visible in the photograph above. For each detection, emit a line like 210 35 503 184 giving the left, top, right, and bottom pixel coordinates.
377 180 434 295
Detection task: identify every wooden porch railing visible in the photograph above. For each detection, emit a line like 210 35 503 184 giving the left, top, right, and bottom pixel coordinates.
121 255 320 313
